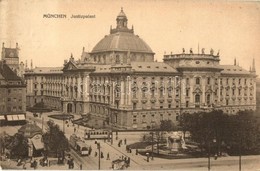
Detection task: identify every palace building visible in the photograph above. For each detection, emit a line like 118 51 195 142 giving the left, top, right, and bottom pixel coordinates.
24 9 257 129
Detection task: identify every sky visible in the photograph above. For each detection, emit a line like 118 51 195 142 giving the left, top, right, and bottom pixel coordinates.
0 0 260 75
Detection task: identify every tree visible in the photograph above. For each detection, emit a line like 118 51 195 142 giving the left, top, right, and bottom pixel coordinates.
0 132 12 155
181 110 260 156
224 110 260 155
43 120 70 157
160 120 176 131
179 113 193 140
8 133 28 159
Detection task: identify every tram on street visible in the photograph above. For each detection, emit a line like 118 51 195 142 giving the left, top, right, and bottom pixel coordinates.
84 129 111 140
69 134 90 156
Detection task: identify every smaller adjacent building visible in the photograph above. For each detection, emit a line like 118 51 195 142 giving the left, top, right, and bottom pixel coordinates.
18 121 44 157
0 60 26 125
1 42 25 78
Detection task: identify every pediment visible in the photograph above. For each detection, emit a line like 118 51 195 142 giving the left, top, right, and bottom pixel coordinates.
193 87 202 94
62 61 78 71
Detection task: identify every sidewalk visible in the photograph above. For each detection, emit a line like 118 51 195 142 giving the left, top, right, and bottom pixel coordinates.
105 139 260 168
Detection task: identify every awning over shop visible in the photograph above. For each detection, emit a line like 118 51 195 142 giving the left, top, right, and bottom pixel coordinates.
12 115 19 121
5 114 26 121
31 138 44 150
0 115 5 120
7 115 13 121
17 114 26 120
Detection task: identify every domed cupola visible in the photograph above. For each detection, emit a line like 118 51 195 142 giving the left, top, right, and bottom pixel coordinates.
116 7 128 29
90 8 155 64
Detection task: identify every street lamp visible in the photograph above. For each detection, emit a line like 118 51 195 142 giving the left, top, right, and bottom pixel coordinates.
97 142 101 170
151 121 155 161
208 138 216 171
239 136 242 171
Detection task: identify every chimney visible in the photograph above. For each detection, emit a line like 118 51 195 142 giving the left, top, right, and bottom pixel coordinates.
2 42 4 48
31 59 33 69
234 58 236 66
64 60 68 66
252 58 256 73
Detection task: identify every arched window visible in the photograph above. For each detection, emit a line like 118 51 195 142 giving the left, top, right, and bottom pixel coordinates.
195 94 200 103
196 77 200 85
206 94 210 105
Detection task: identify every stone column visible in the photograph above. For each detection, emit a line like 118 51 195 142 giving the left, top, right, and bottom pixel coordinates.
77 74 81 99
111 78 115 106
120 77 125 106
202 77 205 105
190 76 194 106
82 73 89 101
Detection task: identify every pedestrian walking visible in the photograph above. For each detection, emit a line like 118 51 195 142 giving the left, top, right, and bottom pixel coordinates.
74 127 76 133
146 153 150 162
95 151 98 157
80 164 82 170
89 146 92 155
128 157 131 167
129 148 132 153
101 152 104 159
106 153 110 160
124 138 127 145
136 149 138 155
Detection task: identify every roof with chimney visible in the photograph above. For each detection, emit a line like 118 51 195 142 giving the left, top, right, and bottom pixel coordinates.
0 61 22 80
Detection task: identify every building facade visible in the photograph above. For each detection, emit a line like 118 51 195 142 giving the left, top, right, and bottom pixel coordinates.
24 9 257 129
1 42 25 78
0 60 26 124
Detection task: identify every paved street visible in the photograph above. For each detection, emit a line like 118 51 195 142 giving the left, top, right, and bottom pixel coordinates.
1 111 260 170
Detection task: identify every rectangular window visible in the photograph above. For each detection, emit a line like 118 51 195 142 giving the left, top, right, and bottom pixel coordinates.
186 101 189 107
133 103 136 110
196 78 200 85
34 84 37 89
176 101 179 108
168 104 171 108
18 106 22 111
186 78 189 85
160 103 163 109
8 98 11 102
207 78 211 85
176 89 179 97
186 89 189 97
160 114 163 120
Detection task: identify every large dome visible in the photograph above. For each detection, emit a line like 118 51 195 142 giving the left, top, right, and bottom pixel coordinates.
91 32 154 54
